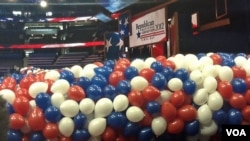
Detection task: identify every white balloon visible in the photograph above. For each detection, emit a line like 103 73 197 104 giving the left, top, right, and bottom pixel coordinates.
0 89 16 104
88 136 101 141
130 59 145 72
144 57 156 68
50 79 70 95
200 120 218 136
151 116 167 136
88 118 106 136
70 65 83 78
81 64 98 80
126 106 144 122
94 98 113 118
155 90 172 105
28 82 48 98
167 78 183 91
59 117 74 137
203 76 217 93
60 99 79 117
29 99 36 109
202 65 217 78
79 98 95 115
199 56 213 66
130 76 148 91
190 70 204 85
218 66 233 81
193 88 209 106
197 104 212 125
234 56 247 67
207 91 223 111
188 60 203 72
51 92 65 108
113 94 129 112
44 70 60 81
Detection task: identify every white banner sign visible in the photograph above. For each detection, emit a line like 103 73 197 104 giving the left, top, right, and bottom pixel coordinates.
129 8 166 47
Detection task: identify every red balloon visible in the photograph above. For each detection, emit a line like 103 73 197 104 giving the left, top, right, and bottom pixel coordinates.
44 79 54 94
167 117 184 134
245 90 250 104
139 110 152 127
139 68 155 82
117 58 130 67
217 81 233 99
13 96 30 116
178 105 197 122
161 101 177 122
68 85 85 102
35 72 46 81
15 87 32 100
43 123 59 139
102 127 116 141
9 113 25 130
156 55 166 62
109 71 125 86
232 66 246 79
115 134 126 141
170 90 185 108
19 76 37 90
245 76 250 89
114 63 128 72
229 93 247 109
2 76 17 90
161 60 176 70
127 90 145 108
141 85 160 101
27 107 46 131
22 135 29 141
93 61 104 67
242 106 250 122
59 136 72 141
184 94 192 105
209 53 222 65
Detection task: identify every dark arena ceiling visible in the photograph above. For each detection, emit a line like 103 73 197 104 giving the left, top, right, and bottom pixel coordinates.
0 0 166 45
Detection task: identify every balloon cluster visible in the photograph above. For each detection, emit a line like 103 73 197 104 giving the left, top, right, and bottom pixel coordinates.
2 52 250 141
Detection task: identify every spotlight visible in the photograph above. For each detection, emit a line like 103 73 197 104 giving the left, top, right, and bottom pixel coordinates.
40 0 47 8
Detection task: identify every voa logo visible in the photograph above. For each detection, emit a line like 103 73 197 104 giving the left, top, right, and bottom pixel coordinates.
226 129 247 136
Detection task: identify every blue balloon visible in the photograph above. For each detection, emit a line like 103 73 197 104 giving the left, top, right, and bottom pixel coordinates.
123 122 141 136
103 84 117 100
222 58 235 67
231 78 247 94
35 92 51 111
104 60 115 69
7 129 22 141
30 132 45 141
183 79 196 95
213 109 228 125
124 66 138 80
74 113 87 129
6 102 15 114
44 106 61 123
228 108 242 125
196 53 206 59
184 120 200 136
146 101 160 115
161 67 175 81
151 72 167 90
76 77 91 90
72 129 90 141
138 127 154 141
107 112 128 129
150 61 164 72
91 74 107 88
11 73 22 83
60 69 75 83
94 66 113 79
116 80 131 95
174 68 189 82
236 53 247 58
86 84 103 101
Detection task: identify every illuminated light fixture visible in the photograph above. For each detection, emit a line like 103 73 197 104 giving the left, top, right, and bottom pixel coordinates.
46 11 52 17
40 0 47 8
13 11 22 16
